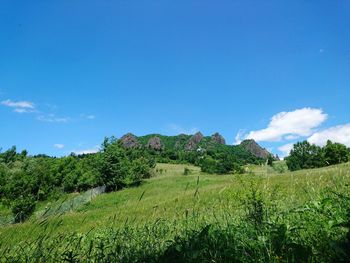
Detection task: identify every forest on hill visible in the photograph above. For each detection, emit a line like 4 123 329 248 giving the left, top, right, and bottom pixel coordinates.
1 130 349 226
0 132 267 223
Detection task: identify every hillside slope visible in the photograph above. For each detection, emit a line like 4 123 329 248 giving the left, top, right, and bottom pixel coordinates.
1 162 349 242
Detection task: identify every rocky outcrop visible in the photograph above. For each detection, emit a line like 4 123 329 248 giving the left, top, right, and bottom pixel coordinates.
147 136 164 151
119 133 141 149
211 132 226 145
185 132 204 150
240 139 272 159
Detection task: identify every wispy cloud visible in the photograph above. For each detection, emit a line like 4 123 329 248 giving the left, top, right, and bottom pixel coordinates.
235 108 328 143
54 144 65 149
1 99 35 113
166 123 199 135
308 124 350 147
38 114 70 123
81 114 96 120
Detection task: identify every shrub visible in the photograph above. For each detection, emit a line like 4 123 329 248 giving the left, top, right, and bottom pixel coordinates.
12 196 36 223
183 167 191 176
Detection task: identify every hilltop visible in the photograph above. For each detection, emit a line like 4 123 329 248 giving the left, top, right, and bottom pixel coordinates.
240 139 278 160
118 131 274 161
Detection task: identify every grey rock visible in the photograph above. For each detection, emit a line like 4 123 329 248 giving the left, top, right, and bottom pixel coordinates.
147 136 164 150
211 132 226 145
119 133 141 149
185 132 204 150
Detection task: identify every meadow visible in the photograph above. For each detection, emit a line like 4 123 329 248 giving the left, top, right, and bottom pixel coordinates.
1 162 350 262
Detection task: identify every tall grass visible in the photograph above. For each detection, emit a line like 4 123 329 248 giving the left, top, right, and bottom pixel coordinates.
1 186 349 262
0 163 350 262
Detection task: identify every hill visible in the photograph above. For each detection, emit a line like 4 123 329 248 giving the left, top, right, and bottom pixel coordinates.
1 162 350 262
118 132 273 165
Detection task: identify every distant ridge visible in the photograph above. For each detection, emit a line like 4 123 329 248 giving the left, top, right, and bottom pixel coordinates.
118 132 274 160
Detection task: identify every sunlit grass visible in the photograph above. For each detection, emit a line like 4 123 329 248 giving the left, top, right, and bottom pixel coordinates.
1 162 349 247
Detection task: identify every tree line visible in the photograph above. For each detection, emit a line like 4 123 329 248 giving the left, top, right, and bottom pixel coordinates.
0 137 155 223
0 136 261 223
285 140 350 171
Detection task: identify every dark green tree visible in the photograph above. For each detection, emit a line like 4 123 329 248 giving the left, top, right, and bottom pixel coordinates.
323 140 349 165
100 139 153 191
285 141 325 171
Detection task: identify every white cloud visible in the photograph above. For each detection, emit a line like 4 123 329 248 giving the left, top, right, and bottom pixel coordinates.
1 99 35 113
1 99 35 109
14 108 32 113
54 144 65 149
235 108 328 143
81 114 95 120
73 145 100 155
38 114 70 123
308 124 350 147
167 123 199 135
278 143 294 158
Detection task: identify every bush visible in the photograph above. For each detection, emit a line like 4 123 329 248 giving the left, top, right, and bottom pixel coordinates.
12 196 36 223
183 167 191 176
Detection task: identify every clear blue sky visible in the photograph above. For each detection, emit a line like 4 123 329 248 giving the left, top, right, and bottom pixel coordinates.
1 0 349 157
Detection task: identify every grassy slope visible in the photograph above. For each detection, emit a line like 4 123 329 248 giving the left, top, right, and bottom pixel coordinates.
1 162 350 244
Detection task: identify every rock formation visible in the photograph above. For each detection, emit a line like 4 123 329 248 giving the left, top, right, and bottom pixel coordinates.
119 133 141 149
185 132 204 150
211 132 226 145
240 139 272 159
147 136 164 150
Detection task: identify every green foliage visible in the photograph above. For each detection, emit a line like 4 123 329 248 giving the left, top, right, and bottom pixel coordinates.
286 140 349 171
267 154 274 166
0 138 156 222
199 153 244 174
324 140 349 165
183 167 191 176
137 134 264 170
100 138 154 192
286 141 325 171
11 196 36 223
1 146 17 164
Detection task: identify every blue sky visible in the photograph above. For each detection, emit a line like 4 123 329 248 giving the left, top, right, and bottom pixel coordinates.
0 0 349 157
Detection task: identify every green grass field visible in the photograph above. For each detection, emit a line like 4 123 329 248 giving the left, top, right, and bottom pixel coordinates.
1 162 350 262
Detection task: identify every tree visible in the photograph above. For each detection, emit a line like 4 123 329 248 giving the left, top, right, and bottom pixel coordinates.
1 146 17 164
323 140 349 165
100 140 153 191
0 164 7 199
285 141 325 171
